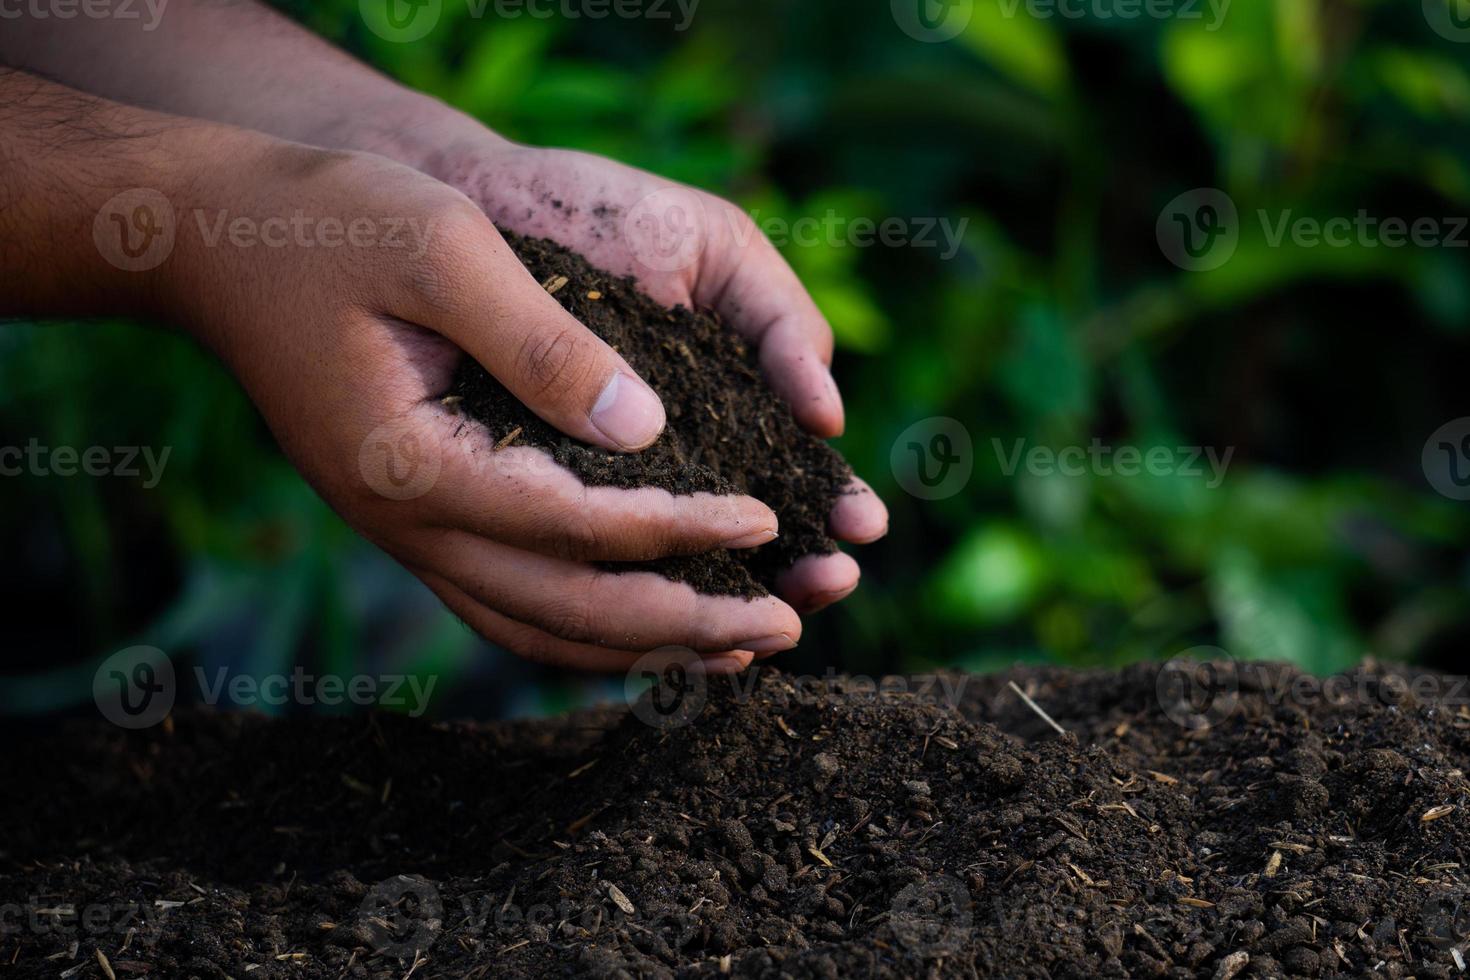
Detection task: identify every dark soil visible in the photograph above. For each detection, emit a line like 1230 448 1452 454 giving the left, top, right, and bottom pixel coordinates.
450 233 852 598
4 660 1469 978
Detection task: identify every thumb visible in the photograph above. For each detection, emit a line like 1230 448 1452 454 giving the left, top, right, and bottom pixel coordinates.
408 212 665 451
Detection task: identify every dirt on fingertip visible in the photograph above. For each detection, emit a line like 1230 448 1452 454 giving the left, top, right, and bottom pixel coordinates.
448 232 852 599
4 660 1469 978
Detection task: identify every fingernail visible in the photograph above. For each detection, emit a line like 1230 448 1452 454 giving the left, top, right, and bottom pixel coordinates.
738 633 797 654
722 529 779 550
700 655 750 675
590 372 665 451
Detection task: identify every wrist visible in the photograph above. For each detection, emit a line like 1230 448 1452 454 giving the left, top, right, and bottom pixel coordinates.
311 89 515 179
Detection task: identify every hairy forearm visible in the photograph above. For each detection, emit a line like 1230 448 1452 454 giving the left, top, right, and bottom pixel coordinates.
0 1 499 171
0 67 253 318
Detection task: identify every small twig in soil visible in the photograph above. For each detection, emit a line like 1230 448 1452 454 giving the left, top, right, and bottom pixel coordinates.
1008 681 1068 736
494 427 523 452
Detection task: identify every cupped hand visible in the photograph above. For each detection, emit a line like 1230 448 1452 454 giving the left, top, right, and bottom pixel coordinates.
174 138 808 672
422 141 889 614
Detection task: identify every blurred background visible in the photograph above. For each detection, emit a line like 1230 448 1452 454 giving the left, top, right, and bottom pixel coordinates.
4 0 1469 720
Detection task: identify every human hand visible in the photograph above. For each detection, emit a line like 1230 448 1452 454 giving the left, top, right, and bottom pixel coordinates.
416 137 890 614
173 137 808 672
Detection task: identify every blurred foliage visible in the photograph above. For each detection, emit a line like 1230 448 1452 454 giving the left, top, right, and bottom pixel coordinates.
4 0 1470 718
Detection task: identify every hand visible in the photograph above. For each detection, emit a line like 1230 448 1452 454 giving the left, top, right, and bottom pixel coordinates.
418 137 890 614
174 137 809 672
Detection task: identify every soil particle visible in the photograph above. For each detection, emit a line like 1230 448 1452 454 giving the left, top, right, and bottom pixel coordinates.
451 232 853 598
3 660 1469 978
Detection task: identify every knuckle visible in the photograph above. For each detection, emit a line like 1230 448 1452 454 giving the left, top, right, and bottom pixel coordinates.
555 505 605 561
515 327 594 401
537 590 596 643
404 200 485 310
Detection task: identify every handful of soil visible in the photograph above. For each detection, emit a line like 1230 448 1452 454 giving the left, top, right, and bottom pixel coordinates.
451 233 852 598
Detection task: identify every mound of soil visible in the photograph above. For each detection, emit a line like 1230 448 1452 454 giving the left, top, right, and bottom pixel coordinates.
3 660 1469 979
450 233 852 598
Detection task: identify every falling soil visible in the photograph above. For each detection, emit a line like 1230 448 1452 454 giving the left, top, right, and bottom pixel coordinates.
449 233 852 598
4 660 1470 978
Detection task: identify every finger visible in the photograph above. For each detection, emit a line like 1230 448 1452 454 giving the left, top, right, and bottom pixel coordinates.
402 205 665 451
829 477 888 544
410 530 802 653
699 211 845 437
775 551 861 616
412 408 778 559
418 570 755 674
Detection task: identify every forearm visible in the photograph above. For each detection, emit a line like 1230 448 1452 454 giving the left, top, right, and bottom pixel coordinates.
0 1 497 172
0 67 257 319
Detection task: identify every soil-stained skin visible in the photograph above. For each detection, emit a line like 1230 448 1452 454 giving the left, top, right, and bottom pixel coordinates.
451 232 851 597
3 660 1467 978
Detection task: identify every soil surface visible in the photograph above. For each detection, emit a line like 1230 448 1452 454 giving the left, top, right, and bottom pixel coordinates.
450 233 852 598
3 660 1469 979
